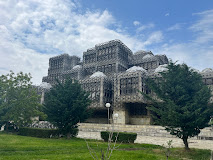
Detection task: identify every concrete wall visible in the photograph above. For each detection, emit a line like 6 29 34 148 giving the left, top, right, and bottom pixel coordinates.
86 118 108 124
78 123 213 139
113 110 129 124
113 102 151 125
129 116 151 125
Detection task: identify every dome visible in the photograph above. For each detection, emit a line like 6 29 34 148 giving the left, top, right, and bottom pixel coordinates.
191 67 200 73
154 64 168 73
202 68 213 73
39 82 52 89
142 54 154 59
126 66 147 73
90 71 106 78
72 65 82 70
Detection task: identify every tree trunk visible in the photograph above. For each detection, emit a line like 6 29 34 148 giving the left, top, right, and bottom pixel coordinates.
67 133 71 139
182 136 190 150
5 122 9 132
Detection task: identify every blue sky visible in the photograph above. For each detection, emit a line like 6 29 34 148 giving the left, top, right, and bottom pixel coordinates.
0 0 213 84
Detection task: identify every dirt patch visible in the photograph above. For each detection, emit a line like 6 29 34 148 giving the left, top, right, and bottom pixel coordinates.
152 149 162 153
118 148 145 151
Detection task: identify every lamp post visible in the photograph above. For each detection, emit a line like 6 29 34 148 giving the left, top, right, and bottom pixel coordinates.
105 103 111 124
113 113 118 119
113 113 118 124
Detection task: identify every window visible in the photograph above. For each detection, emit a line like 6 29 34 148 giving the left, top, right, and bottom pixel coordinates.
129 104 147 116
120 77 138 95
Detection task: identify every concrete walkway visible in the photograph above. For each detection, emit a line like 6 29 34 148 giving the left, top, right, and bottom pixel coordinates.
77 131 213 150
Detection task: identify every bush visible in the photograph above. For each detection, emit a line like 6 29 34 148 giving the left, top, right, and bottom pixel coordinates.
1 122 18 132
18 127 59 138
101 131 137 143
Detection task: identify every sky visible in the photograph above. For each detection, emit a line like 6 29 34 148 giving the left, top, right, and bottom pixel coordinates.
0 0 213 84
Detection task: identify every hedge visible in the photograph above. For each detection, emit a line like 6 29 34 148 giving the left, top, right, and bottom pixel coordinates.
18 127 59 138
101 131 137 143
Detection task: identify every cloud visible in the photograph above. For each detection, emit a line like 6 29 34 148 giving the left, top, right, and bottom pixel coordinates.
167 23 182 31
155 42 213 71
0 0 163 84
0 25 53 85
165 13 170 16
133 21 140 26
136 23 155 33
190 9 213 44
143 31 163 45
153 10 213 71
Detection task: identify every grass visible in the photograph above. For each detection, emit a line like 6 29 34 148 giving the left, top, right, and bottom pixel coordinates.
0 132 211 160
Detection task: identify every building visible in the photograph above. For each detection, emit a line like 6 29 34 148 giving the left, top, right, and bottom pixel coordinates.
42 39 213 125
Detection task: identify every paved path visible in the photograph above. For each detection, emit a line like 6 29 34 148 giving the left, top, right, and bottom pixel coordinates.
77 131 213 150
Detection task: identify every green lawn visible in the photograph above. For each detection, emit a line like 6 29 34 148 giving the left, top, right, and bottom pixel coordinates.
0 133 211 160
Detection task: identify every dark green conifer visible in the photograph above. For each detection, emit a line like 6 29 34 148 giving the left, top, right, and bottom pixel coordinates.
44 79 91 138
143 62 212 150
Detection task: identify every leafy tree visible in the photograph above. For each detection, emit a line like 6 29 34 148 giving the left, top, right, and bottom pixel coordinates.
142 62 212 150
0 71 43 130
44 79 91 138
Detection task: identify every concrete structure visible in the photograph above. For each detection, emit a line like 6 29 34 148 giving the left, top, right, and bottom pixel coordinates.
42 39 213 125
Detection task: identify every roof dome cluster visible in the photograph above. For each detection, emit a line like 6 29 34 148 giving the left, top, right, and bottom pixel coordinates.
126 66 147 73
142 54 154 59
72 65 82 70
90 71 106 78
202 68 213 73
154 64 168 73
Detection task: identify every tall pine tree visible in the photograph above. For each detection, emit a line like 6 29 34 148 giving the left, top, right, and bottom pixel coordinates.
143 62 212 150
44 79 91 138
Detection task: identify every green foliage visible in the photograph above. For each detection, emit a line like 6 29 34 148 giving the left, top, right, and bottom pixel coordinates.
209 117 213 125
142 61 212 149
44 79 91 138
18 127 59 138
0 71 43 128
101 131 137 143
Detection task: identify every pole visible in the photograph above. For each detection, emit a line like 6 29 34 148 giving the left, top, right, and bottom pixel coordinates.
108 107 110 124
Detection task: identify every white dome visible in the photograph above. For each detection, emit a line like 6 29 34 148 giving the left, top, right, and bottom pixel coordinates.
90 71 106 78
126 66 147 73
72 65 82 69
154 64 168 73
202 68 213 73
142 54 154 59
39 82 52 89
191 68 200 73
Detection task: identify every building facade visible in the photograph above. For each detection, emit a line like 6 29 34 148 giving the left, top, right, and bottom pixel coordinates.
42 39 213 125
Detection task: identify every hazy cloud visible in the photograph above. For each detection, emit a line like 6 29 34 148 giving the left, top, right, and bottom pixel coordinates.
167 23 182 31
190 9 213 44
155 10 213 71
133 21 140 26
136 23 155 33
165 13 170 16
144 31 163 45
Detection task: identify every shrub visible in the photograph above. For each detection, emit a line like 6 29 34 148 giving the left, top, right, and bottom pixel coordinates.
101 131 137 143
18 127 59 138
1 122 18 132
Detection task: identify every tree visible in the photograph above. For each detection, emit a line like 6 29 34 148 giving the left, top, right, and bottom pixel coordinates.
0 71 43 130
44 79 91 138
143 62 212 150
